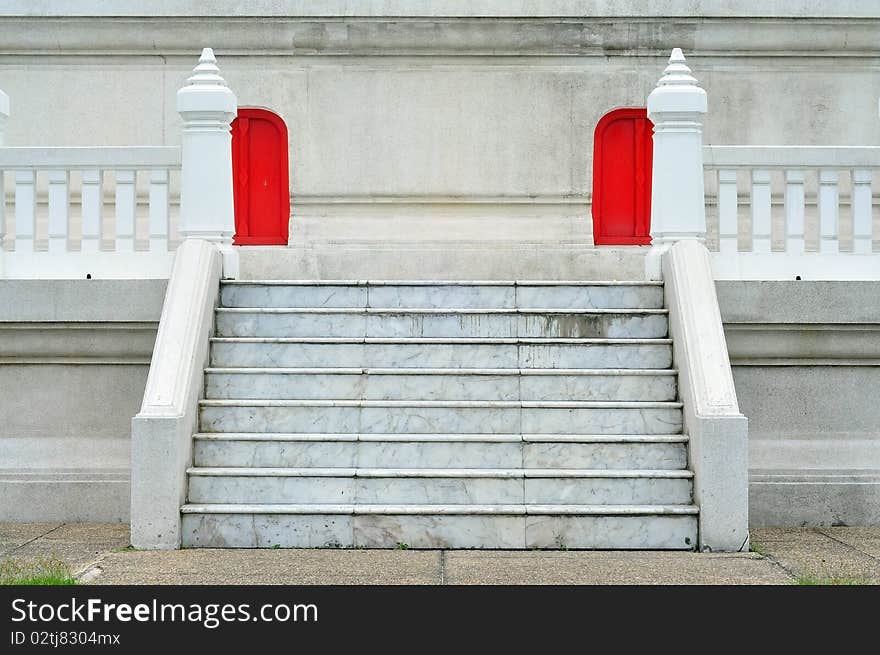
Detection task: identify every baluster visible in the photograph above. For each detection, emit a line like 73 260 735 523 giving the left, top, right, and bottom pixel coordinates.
47 169 69 254
14 170 35 253
717 169 738 256
148 169 169 252
751 169 771 254
115 169 136 253
784 170 806 254
818 169 839 254
81 169 103 254
852 169 873 255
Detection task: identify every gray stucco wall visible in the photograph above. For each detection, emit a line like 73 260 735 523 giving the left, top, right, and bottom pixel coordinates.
0 280 166 522
717 281 880 527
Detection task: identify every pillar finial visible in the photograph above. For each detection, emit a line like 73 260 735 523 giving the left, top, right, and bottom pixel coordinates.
657 48 699 88
187 47 227 87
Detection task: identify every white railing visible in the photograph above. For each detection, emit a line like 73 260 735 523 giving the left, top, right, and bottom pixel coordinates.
0 48 238 280
701 146 880 280
0 146 181 278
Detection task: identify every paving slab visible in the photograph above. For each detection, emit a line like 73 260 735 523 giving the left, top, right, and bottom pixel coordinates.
3 523 880 585
443 551 791 585
88 549 441 585
817 527 880 559
752 527 880 583
0 523 63 555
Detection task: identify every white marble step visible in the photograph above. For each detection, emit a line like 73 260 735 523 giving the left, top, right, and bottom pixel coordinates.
220 280 665 310
179 503 699 549
198 400 684 435
215 307 668 339
204 367 677 401
186 467 694 505
209 337 673 369
192 433 689 469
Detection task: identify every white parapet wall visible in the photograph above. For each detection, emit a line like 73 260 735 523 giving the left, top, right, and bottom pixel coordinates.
703 146 880 280
662 240 749 551
130 239 222 549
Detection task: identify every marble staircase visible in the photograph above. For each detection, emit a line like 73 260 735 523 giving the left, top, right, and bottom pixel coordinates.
180 281 698 549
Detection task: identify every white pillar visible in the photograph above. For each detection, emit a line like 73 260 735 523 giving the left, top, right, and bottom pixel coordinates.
647 49 708 245
177 48 238 277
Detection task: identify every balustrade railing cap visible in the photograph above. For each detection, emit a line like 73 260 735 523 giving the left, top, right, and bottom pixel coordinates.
176 47 237 115
647 48 707 117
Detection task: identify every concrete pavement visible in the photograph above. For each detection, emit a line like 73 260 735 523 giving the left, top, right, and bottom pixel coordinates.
2 523 878 585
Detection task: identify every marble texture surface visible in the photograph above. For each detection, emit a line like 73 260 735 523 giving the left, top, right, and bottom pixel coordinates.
219 282 665 310
352 514 525 549
368 285 515 309
523 441 688 470
180 512 699 549
524 477 693 505
210 341 523 368
520 406 683 435
525 514 698 549
182 279 700 549
515 285 664 309
194 438 359 468
204 370 675 402
221 284 367 308
519 372 675 401
189 471 691 505
518 342 672 369
215 309 668 339
216 310 367 338
195 437 522 468
181 513 354 548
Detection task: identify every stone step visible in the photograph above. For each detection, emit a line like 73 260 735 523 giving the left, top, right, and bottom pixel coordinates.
215 307 669 339
192 433 689 469
186 467 694 505
209 337 673 369
179 503 699 549
198 400 683 435
203 367 677 401
220 280 665 310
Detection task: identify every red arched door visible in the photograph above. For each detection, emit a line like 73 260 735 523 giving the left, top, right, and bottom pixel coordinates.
591 108 653 245
231 107 290 245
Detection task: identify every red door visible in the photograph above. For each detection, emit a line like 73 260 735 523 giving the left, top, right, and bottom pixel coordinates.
231 108 290 245
591 108 653 245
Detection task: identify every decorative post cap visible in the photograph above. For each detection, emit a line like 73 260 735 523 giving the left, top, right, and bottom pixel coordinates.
187 48 227 87
177 47 237 115
647 48 707 117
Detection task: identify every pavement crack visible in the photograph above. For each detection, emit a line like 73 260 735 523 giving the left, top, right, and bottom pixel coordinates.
817 528 879 563
439 550 447 585
9 523 66 555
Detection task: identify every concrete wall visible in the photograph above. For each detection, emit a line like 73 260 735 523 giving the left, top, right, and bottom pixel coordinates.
0 1 878 245
0 280 166 522
717 281 880 527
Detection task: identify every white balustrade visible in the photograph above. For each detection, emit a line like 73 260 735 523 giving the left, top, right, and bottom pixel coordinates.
0 147 181 278
0 48 235 279
702 145 880 279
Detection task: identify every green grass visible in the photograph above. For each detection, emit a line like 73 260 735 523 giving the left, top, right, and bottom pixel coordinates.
0 557 77 586
749 539 766 556
795 574 871 586
396 542 410 550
